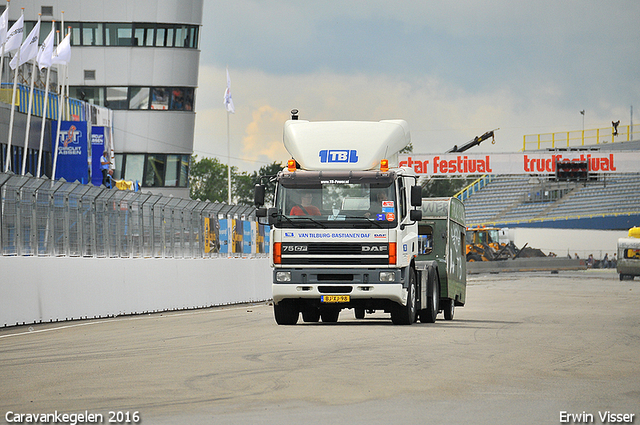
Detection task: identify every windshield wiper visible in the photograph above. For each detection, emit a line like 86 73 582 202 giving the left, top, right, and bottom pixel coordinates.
340 213 384 228
289 215 327 228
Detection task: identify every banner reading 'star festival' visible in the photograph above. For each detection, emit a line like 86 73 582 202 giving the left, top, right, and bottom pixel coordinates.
398 151 640 176
52 121 89 183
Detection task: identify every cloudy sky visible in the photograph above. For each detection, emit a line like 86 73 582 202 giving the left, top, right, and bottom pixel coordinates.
193 1 640 172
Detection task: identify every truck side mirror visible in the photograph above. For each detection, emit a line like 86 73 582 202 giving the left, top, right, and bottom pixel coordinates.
410 209 422 222
267 208 278 226
254 184 266 206
410 186 422 207
256 207 267 218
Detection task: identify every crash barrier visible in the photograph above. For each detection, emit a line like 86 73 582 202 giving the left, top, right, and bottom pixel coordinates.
0 256 272 327
467 257 586 274
0 172 269 258
0 172 274 327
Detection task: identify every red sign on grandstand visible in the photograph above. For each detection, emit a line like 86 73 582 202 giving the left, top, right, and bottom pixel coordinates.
398 152 640 176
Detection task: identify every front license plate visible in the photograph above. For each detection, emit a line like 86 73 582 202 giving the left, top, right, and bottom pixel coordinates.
321 295 350 303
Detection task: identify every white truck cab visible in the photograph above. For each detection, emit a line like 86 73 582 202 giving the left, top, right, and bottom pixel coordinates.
255 115 425 325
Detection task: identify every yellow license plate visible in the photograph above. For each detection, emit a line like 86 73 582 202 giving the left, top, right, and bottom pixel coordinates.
321 295 350 303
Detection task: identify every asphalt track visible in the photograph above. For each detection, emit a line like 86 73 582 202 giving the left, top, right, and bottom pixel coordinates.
1 270 638 425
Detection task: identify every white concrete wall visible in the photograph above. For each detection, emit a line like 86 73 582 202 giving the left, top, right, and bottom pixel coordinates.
0 257 272 327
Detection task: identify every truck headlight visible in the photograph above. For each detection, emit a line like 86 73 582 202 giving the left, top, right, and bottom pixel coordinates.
276 271 292 282
379 271 396 282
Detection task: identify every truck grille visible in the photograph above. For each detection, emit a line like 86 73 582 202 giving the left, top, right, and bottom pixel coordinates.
280 242 388 266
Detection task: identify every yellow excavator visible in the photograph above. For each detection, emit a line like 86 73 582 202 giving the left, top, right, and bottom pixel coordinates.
466 226 521 261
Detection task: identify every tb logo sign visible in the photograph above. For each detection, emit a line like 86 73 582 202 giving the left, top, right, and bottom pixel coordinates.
319 150 359 163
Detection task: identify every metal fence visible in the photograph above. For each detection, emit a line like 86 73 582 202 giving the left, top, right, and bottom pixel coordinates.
0 172 263 258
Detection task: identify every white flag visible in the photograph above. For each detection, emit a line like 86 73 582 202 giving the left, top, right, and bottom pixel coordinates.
51 32 71 65
37 26 55 69
10 19 40 69
0 7 9 46
223 68 235 113
3 14 23 53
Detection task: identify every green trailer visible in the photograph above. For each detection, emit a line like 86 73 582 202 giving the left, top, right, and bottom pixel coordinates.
415 197 466 321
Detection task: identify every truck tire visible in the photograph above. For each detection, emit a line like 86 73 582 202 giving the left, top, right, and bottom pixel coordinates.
443 298 455 321
274 301 299 325
302 307 320 322
320 308 340 323
391 269 416 325
420 270 439 323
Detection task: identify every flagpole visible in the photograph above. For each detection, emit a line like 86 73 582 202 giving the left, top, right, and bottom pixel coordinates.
227 110 231 204
4 9 23 173
36 21 54 178
20 55 36 175
19 16 41 175
36 63 50 177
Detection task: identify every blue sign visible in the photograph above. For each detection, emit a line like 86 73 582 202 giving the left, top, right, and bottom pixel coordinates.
219 219 229 254
319 149 359 163
52 121 88 183
243 221 252 254
91 126 106 186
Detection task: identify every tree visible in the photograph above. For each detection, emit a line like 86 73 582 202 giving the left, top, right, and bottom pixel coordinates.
190 155 227 202
421 175 476 198
250 162 284 206
189 155 283 205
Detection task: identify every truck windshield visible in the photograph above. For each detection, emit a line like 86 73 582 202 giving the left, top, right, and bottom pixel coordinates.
274 172 397 228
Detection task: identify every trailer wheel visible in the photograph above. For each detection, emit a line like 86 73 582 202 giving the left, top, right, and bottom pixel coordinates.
420 270 439 323
391 269 416 325
321 308 340 323
443 298 455 321
274 301 299 325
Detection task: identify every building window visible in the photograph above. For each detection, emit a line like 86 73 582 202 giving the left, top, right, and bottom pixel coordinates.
123 154 145 183
106 87 128 110
115 153 189 188
145 154 166 187
70 86 195 111
129 87 150 110
82 23 103 46
70 86 104 105
150 88 170 110
57 21 199 49
105 23 133 46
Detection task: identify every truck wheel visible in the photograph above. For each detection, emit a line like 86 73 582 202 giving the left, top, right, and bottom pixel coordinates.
443 298 455 321
321 308 340 323
302 307 320 322
354 308 365 319
274 301 299 325
391 269 416 325
420 271 439 323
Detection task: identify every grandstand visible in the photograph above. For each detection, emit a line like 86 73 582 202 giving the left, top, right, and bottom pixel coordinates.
460 140 640 230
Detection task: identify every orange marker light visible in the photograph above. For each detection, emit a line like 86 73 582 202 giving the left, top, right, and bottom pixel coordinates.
287 159 297 172
380 159 389 172
274 242 282 264
388 242 396 265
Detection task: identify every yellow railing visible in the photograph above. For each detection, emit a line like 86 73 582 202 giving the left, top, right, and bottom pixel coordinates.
523 125 636 151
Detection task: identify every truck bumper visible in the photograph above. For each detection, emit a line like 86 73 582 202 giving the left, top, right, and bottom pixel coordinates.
272 267 409 306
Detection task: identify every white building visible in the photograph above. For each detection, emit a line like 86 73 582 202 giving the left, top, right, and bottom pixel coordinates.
2 0 203 197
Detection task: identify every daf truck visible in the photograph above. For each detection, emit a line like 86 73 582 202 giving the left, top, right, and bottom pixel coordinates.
255 113 466 325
